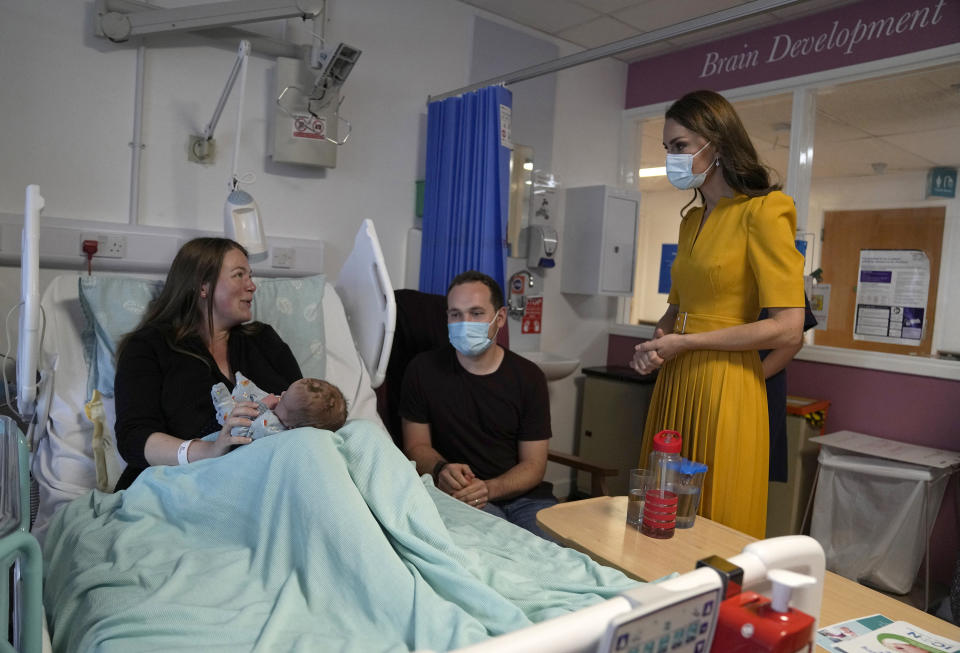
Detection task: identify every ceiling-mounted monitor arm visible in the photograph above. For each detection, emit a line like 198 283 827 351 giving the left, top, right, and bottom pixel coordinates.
96 0 323 43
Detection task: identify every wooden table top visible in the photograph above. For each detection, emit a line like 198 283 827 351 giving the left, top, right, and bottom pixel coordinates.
538 496 960 650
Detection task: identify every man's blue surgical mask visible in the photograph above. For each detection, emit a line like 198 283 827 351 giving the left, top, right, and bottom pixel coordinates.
448 316 498 356
665 141 714 190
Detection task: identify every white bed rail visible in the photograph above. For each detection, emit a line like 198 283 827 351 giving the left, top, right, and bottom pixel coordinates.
334 219 395 389
1 416 43 653
16 186 43 422
442 535 825 653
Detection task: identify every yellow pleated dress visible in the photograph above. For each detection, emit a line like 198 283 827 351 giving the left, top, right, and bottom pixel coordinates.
639 191 805 539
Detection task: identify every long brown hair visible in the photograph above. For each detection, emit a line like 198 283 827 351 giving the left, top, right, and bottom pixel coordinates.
666 90 780 215
118 237 255 363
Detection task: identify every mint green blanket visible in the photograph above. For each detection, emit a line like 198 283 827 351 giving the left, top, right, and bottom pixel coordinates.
43 420 640 652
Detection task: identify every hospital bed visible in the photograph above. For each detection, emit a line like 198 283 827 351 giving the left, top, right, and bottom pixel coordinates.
3 185 827 653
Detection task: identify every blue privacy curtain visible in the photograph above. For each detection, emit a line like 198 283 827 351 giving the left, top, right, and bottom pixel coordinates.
420 85 512 295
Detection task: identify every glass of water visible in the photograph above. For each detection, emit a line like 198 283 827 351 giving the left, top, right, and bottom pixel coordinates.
626 468 653 529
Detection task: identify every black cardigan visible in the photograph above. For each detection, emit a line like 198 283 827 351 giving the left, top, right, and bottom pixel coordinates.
113 323 301 490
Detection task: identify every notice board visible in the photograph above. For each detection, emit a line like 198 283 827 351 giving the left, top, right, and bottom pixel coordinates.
815 207 944 356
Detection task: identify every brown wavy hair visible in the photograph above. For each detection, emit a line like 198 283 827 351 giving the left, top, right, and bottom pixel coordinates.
118 237 259 364
666 89 781 216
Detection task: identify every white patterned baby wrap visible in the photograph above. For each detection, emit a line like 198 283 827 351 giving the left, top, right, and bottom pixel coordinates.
211 372 285 440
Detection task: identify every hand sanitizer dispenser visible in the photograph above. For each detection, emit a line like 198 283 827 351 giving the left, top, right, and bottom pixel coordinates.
523 225 558 269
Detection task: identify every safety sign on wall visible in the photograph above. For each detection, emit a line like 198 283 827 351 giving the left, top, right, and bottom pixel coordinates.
292 115 326 140
521 296 542 334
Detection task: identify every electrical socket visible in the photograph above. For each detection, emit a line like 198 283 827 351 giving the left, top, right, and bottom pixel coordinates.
272 246 296 269
80 233 127 258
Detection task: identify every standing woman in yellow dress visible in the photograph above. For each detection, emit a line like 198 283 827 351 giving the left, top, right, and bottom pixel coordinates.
631 90 805 539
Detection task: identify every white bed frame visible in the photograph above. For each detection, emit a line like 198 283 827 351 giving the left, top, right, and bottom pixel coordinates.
7 185 398 652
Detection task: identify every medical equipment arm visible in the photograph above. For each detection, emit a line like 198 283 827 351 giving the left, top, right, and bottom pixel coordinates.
96 0 322 42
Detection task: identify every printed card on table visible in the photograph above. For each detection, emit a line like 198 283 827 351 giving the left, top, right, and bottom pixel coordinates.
834 620 959 653
816 615 894 652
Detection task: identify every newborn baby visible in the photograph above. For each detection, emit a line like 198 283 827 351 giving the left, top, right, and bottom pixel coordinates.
212 372 347 440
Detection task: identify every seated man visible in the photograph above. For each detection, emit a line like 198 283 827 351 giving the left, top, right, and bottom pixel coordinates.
400 270 557 539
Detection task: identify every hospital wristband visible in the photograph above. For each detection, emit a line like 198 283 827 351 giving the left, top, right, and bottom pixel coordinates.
177 439 196 465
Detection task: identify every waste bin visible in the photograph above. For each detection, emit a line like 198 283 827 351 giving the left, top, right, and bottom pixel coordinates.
810 434 954 595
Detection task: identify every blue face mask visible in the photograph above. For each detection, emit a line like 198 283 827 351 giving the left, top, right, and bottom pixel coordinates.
665 141 714 190
448 316 498 356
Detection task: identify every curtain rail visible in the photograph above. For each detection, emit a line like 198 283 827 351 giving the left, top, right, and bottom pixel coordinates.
427 0 809 103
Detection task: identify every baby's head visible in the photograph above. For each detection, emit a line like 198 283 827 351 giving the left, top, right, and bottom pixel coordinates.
274 378 347 431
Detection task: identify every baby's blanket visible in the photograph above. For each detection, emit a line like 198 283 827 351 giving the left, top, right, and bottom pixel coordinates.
43 420 640 652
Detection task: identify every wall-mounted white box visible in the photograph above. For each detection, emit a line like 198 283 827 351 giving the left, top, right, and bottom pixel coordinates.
561 185 640 296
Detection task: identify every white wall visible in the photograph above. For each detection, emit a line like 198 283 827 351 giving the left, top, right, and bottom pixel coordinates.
0 0 476 296
538 53 627 492
0 0 475 353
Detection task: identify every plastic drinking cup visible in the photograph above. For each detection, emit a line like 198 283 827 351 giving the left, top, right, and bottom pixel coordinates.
626 468 652 528
675 460 708 529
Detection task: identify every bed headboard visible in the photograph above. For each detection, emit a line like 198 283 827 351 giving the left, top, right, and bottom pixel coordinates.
334 219 396 388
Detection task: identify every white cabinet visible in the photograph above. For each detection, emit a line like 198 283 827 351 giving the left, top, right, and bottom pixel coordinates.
561 185 640 296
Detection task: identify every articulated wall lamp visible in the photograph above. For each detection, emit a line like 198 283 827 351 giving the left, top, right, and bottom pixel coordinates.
190 40 267 258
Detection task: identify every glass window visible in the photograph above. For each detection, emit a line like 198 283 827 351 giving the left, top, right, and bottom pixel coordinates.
806 62 960 357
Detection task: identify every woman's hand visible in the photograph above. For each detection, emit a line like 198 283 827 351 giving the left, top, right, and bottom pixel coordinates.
631 329 689 374
190 401 257 461
631 328 663 374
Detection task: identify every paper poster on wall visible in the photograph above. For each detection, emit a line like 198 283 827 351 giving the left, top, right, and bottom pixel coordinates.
810 283 830 331
658 244 678 294
853 250 929 346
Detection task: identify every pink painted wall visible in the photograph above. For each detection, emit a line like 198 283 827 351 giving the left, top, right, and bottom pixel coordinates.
608 333 960 591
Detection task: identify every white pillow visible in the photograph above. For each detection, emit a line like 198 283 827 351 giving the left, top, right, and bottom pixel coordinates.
77 276 162 398
77 274 328 399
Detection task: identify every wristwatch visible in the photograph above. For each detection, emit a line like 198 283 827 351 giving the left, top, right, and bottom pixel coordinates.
432 460 449 483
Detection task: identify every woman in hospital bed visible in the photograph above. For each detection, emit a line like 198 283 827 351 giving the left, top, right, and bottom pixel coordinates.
112 236 302 490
